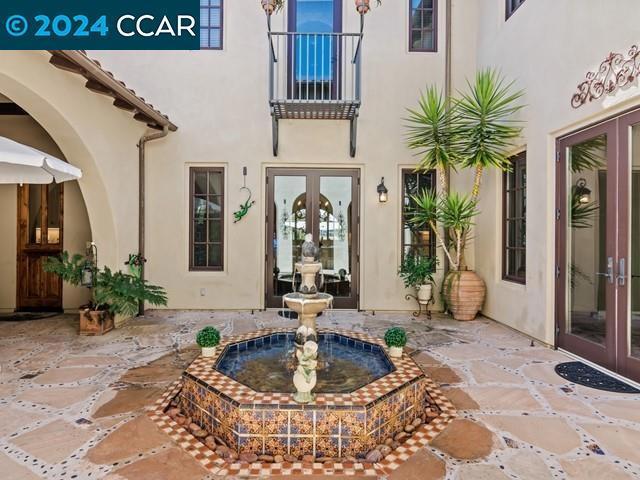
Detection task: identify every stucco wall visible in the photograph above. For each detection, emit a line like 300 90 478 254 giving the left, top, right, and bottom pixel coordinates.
0 51 146 301
471 0 640 343
2 1 638 344
0 114 93 311
86 0 477 311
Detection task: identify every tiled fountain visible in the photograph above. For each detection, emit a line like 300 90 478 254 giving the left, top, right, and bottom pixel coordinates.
149 237 456 476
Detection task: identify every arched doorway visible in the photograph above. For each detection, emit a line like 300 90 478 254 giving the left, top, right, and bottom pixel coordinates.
0 94 93 312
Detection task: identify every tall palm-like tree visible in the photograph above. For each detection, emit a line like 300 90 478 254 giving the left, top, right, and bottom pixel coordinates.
456 69 524 203
405 69 524 270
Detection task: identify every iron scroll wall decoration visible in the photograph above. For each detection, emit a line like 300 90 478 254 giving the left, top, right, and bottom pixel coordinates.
572 44 640 108
233 167 255 223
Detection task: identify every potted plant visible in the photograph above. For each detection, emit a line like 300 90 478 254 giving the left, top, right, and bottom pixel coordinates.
44 251 168 335
261 0 380 15
384 327 407 358
406 69 524 321
196 326 221 358
261 0 285 14
398 252 437 304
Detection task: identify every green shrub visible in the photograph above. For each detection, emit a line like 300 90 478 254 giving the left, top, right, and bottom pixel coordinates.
398 252 438 289
43 251 167 317
196 326 221 348
384 327 407 348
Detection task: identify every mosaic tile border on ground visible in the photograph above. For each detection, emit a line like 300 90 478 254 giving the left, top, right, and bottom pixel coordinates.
148 329 457 476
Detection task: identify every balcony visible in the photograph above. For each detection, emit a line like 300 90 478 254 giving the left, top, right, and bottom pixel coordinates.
268 31 363 157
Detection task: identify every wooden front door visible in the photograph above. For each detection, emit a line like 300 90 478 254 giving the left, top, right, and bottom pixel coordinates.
17 183 64 311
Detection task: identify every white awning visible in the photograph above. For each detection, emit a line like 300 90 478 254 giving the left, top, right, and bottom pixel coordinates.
0 135 82 184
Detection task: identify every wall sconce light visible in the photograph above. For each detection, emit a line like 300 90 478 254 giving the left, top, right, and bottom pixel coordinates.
575 178 591 204
377 177 388 203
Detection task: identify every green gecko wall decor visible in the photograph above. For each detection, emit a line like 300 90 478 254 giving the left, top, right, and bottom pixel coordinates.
233 167 255 223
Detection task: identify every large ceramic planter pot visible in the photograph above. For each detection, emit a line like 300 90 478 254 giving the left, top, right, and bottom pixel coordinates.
79 308 114 336
417 284 432 304
443 270 486 321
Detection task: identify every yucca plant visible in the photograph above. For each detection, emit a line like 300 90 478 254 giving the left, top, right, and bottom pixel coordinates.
406 69 524 271
408 190 478 270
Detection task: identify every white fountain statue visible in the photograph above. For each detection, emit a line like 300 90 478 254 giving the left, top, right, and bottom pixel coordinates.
284 234 333 404
292 340 318 404
283 233 333 332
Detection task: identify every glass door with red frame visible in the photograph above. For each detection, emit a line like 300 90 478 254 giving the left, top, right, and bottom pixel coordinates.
557 121 618 372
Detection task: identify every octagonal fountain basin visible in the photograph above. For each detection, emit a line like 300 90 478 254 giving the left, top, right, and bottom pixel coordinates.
151 329 457 477
216 331 395 393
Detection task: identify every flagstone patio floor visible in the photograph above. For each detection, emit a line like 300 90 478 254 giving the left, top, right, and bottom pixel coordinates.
0 310 639 479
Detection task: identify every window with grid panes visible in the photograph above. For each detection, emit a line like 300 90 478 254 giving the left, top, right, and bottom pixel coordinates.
190 168 224 270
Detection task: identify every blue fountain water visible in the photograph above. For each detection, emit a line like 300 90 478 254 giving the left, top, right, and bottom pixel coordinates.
215 332 395 393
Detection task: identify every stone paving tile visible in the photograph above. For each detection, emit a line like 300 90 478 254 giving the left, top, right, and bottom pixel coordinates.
92 386 165 418
468 361 523 384
521 363 570 386
109 447 209 479
579 423 640 464
0 451 40 480
0 311 639 479
440 387 480 410
11 419 94 464
17 385 98 408
0 406 46 437
559 457 633 479
456 464 510 479
465 386 542 411
593 399 640 423
57 355 123 367
387 449 445 479
33 366 101 385
479 415 581 455
86 415 171 465
430 419 496 460
420 365 462 384
538 387 598 419
504 450 553 480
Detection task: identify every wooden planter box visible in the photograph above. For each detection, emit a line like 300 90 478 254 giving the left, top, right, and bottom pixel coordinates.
79 308 114 336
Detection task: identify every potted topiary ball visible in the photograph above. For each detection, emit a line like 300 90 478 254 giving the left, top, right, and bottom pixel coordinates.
196 326 221 358
384 327 407 358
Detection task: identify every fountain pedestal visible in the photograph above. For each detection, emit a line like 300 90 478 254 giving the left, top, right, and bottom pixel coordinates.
282 234 333 403
282 235 333 332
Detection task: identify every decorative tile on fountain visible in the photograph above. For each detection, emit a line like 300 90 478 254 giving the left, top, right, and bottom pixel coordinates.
150 328 457 477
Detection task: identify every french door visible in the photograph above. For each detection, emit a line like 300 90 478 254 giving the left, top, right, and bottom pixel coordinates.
557 109 640 382
287 0 342 100
17 183 64 311
265 168 359 309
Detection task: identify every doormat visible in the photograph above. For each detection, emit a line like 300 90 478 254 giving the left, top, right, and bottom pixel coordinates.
0 312 60 322
555 362 640 394
276 310 324 320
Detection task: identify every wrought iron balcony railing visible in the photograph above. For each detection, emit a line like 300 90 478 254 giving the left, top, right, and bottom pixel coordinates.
268 31 363 157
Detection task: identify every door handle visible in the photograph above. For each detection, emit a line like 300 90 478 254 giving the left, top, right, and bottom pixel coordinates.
596 256 614 284
618 257 627 286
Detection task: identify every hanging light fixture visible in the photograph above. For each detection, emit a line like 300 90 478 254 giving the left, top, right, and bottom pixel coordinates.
377 177 388 203
81 242 98 288
575 178 591 204
337 201 346 240
281 199 290 239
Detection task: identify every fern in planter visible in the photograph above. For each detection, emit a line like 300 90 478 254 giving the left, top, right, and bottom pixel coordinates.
95 266 167 317
398 252 437 289
44 252 168 317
